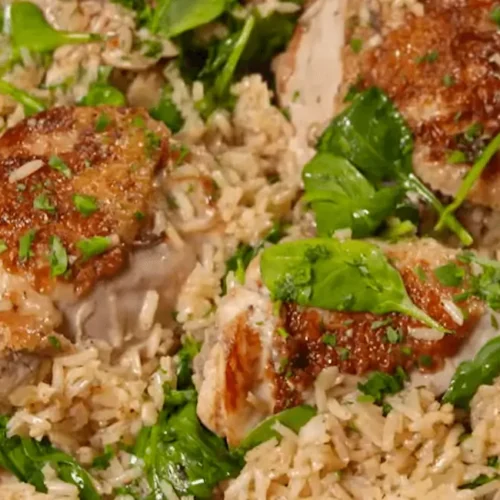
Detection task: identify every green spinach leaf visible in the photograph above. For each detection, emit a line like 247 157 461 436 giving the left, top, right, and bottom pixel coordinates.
8 2 102 53
0 416 100 499
317 87 472 246
150 0 227 38
0 80 46 116
260 238 446 331
442 336 500 409
302 152 404 237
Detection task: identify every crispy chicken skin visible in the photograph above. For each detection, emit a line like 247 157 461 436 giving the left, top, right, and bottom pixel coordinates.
0 106 169 297
197 239 486 444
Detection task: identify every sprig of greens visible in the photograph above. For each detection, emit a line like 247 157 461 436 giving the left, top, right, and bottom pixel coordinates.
317 87 472 245
302 152 404 238
260 238 447 331
442 336 500 409
6 2 102 53
435 132 500 230
0 416 100 499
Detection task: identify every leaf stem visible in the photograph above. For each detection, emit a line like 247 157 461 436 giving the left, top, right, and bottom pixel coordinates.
396 299 449 333
435 132 500 232
403 173 473 246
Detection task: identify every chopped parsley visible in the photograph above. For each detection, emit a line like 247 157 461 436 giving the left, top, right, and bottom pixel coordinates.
131 115 146 128
322 334 337 346
276 327 289 339
386 326 401 344
292 90 300 102
350 38 363 53
358 368 408 405
95 112 111 132
73 194 99 217
434 262 465 287
48 155 72 178
48 335 61 349
401 346 412 356
491 5 500 26
415 265 427 282
49 235 68 277
371 318 393 330
418 354 433 367
33 193 56 213
488 456 499 468
338 346 350 361
416 50 439 64
134 211 145 221
443 74 456 87
464 122 483 142
18 229 36 262
447 150 467 164
77 236 112 261
0 240 7 254
145 130 161 157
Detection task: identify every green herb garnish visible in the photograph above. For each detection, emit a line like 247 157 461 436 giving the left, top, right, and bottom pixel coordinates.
433 262 465 287
48 155 72 178
18 229 36 262
322 334 337 346
358 368 407 405
350 38 363 53
418 354 433 367
447 150 467 164
73 194 99 217
76 236 112 261
49 235 68 277
0 240 7 254
95 112 111 132
386 326 401 344
33 193 56 213
48 335 61 349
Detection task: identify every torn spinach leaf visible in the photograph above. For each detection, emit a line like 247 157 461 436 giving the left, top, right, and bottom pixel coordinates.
222 220 287 294
7 2 102 53
442 336 500 409
302 152 404 237
317 87 472 246
260 238 446 331
0 416 100 499
149 86 184 132
237 405 316 454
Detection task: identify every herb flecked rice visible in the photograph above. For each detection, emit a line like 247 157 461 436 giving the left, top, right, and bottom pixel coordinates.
3 0 500 499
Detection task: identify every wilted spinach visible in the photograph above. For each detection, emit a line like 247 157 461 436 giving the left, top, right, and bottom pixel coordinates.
302 152 404 237
0 416 100 499
7 2 102 53
317 87 472 246
260 238 446 331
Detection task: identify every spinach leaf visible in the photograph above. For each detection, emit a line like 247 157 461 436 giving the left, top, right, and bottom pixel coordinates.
358 368 407 405
302 152 404 237
317 87 472 246
176 337 201 390
149 86 184 132
260 238 446 331
150 0 227 38
237 405 316 454
0 80 46 116
443 336 500 409
222 220 287 294
436 132 500 230
0 416 100 499
7 2 102 53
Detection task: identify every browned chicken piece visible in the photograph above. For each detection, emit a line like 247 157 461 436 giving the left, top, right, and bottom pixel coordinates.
277 0 500 210
198 239 490 445
0 106 197 396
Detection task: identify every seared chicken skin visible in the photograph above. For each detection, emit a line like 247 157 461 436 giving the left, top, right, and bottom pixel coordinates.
0 106 196 395
198 239 488 445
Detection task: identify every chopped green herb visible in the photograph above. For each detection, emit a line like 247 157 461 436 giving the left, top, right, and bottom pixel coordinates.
48 335 61 349
322 334 337 346
278 357 289 373
358 368 407 405
460 473 498 490
416 50 439 64
149 87 184 133
350 38 363 53
488 456 499 468
447 150 467 164
33 193 56 213
443 74 456 87
77 236 112 261
464 122 483 142
145 130 161 156
338 347 350 361
419 354 433 367
386 326 401 344
134 211 145 221
0 80 46 116
491 5 500 26
401 346 412 356
95 112 111 132
91 445 114 470
18 229 36 262
434 262 465 287
0 240 7 254
357 394 374 403
49 236 68 277
276 327 289 339
371 318 393 330
131 116 145 128
343 319 354 326
73 194 98 217
48 155 72 178
382 402 392 416
415 265 427 282
172 144 190 167
292 90 300 102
